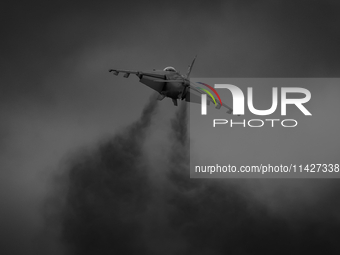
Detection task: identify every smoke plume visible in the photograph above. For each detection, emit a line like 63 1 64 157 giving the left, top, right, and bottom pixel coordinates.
60 94 159 255
52 98 340 255
163 102 340 254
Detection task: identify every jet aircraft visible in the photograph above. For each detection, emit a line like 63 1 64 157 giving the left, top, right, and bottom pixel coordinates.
109 56 233 113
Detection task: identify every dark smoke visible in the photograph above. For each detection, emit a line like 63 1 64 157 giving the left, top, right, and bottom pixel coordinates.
164 103 340 254
166 102 193 191
59 94 159 255
53 98 340 255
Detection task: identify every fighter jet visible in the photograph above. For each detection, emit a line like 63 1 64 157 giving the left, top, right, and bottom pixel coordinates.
109 56 233 113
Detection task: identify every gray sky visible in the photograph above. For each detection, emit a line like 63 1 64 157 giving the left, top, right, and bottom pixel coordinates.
1 0 340 254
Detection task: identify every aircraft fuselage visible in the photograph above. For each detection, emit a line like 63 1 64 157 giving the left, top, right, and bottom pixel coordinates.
139 70 187 100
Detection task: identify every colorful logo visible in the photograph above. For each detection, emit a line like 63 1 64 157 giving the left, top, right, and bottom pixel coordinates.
196 82 223 107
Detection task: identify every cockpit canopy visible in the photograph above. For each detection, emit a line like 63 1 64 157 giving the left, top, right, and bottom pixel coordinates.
163 66 176 72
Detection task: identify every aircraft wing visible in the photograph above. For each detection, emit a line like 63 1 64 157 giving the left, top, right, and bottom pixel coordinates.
109 68 171 94
109 69 142 78
109 69 169 79
185 84 233 114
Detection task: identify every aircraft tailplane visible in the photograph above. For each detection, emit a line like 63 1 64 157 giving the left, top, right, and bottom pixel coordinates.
186 55 197 79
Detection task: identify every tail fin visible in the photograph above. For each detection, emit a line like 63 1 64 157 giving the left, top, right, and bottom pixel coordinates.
185 55 197 79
